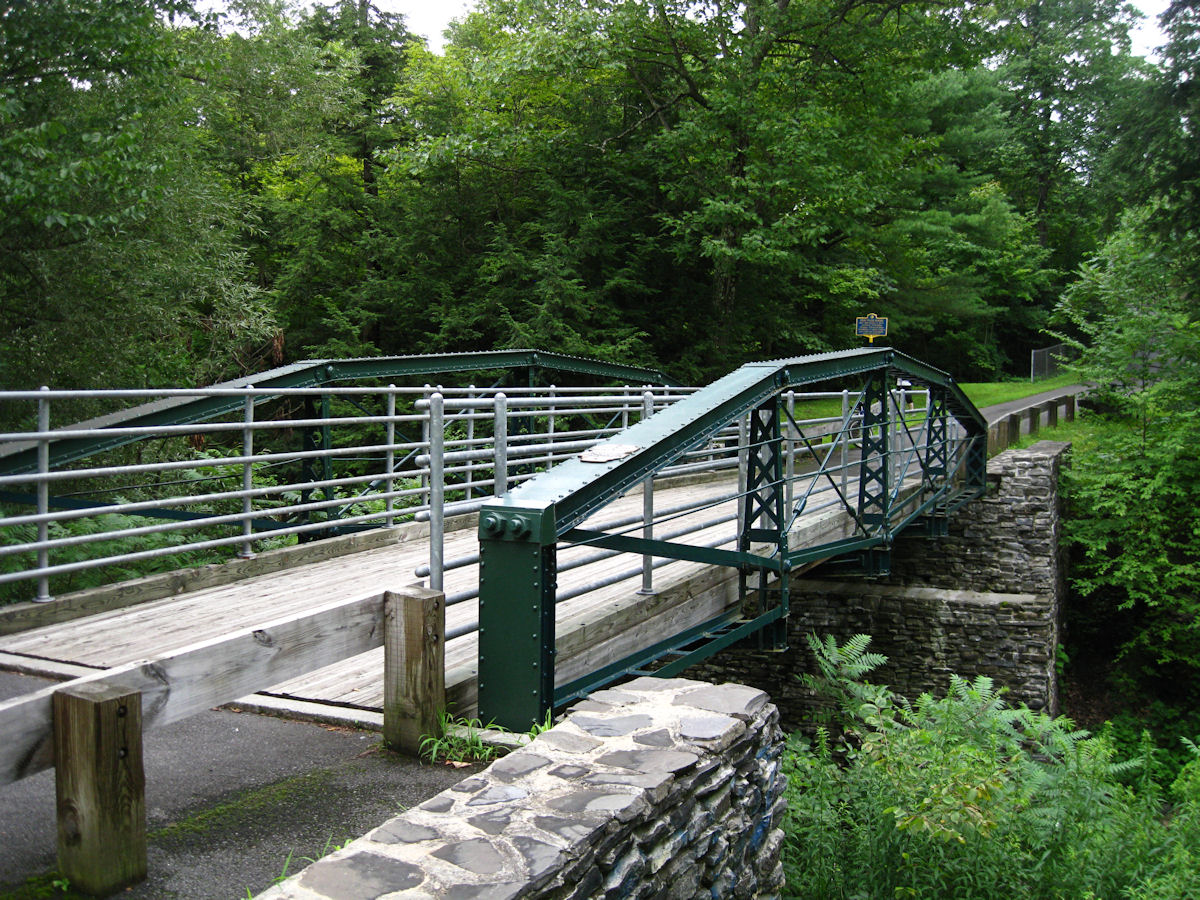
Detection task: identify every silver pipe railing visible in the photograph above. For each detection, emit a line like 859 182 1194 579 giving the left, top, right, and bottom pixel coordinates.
0 380 932 606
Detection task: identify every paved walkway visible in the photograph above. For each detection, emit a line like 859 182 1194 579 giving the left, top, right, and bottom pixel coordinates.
981 384 1087 422
0 671 482 900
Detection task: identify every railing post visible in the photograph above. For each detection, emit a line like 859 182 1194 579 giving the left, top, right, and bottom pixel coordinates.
384 385 396 527
320 390 334 511
35 386 52 603
638 390 655 595
383 587 445 757
1064 394 1076 423
1046 398 1058 429
546 384 557 467
428 393 445 592
493 392 508 497
54 682 146 895
1007 412 1023 448
239 389 255 559
737 414 749 536
841 389 850 502
465 385 476 500
785 391 796 516
421 384 431 510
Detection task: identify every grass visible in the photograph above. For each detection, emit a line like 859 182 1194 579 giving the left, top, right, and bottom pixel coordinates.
0 874 89 900
958 372 1078 409
418 709 505 763
1010 409 1101 452
785 373 1080 428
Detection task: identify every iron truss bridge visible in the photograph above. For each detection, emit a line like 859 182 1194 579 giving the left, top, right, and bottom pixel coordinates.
476 347 987 728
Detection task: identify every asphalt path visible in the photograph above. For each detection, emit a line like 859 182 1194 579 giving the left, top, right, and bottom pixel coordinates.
0 671 480 899
979 384 1087 423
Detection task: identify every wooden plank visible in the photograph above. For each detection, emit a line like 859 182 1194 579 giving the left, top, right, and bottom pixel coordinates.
53 682 147 895
0 508 491 638
383 587 445 755
0 528 403 637
0 590 391 786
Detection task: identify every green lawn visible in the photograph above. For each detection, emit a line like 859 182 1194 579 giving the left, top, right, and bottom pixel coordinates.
958 373 1079 409
788 373 1079 425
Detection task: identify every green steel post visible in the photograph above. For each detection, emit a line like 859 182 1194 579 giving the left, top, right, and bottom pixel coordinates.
924 388 949 490
858 372 890 534
739 397 787 646
476 504 557 730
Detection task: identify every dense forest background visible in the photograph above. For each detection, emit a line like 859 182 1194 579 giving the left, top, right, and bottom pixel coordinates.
3 0 1196 390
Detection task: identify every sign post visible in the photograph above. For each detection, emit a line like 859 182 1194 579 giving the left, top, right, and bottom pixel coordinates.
855 313 888 344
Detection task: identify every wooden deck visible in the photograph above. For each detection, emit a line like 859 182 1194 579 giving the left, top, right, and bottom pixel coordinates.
0 476 753 720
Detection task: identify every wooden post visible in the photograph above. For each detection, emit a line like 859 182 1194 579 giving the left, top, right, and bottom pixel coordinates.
383 587 445 756
1006 412 1023 448
53 682 146 895
1046 399 1058 428
1064 395 1076 422
1027 406 1040 437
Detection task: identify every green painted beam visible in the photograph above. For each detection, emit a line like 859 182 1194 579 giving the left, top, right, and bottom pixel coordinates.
0 350 674 476
486 347 987 535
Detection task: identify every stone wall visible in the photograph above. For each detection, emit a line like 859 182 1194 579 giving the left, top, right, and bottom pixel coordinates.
880 440 1070 603
256 677 786 900
691 581 1057 726
691 442 1070 723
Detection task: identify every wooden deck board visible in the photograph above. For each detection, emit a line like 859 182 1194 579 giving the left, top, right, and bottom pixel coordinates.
0 473 871 718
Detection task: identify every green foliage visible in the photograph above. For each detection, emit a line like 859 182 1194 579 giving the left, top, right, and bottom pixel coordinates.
418 709 503 764
1052 210 1200 704
782 635 1200 900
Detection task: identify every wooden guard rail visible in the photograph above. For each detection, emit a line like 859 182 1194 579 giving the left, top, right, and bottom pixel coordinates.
0 586 444 896
986 395 1075 457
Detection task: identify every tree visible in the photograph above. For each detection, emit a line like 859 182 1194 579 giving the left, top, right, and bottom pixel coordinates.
993 0 1144 268
0 0 280 391
372 0 1052 380
1134 0 1200 290
1054 208 1200 705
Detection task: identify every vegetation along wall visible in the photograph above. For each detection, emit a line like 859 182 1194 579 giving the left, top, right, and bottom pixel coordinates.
693 442 1069 725
256 678 785 899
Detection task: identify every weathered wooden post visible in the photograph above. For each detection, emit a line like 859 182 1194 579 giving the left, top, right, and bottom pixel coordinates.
1027 405 1040 437
383 586 445 756
1006 412 1023 449
1064 395 1076 422
1045 399 1058 428
53 681 146 895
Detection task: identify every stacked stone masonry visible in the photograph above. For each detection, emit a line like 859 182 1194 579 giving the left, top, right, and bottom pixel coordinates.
256 678 786 900
692 442 1070 724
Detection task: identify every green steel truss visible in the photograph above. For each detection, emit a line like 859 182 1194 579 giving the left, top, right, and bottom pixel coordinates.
0 350 673 477
477 348 987 728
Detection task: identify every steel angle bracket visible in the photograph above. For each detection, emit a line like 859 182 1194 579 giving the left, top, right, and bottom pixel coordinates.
561 528 782 572
812 546 893 577
552 607 783 707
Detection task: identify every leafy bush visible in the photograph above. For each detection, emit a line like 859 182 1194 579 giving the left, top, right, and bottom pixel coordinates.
782 634 1200 899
